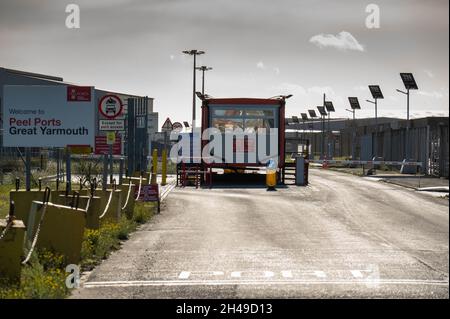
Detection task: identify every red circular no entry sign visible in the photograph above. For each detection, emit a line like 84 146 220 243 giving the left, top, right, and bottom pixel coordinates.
98 94 123 119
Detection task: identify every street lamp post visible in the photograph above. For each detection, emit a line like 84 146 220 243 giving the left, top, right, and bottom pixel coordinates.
196 66 212 95
308 110 318 157
182 49 205 128
317 106 327 160
367 85 384 159
397 73 418 161
348 97 361 160
324 101 335 159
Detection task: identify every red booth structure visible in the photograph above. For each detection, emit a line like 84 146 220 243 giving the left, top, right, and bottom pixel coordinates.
177 96 292 187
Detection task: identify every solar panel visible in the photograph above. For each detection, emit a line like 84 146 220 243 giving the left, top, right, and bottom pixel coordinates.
292 116 299 123
369 85 384 99
324 101 335 112
308 110 317 118
400 73 418 90
317 106 327 116
348 97 361 109
300 113 308 121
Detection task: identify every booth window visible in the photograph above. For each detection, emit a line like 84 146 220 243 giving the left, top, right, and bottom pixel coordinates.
209 105 277 133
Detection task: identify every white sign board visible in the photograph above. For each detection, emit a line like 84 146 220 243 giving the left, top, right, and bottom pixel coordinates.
99 119 125 131
2 85 95 147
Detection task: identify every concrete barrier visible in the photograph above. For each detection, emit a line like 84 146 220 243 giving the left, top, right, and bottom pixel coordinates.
28 201 86 265
115 183 136 220
97 189 122 224
9 190 46 227
0 218 26 283
55 194 102 230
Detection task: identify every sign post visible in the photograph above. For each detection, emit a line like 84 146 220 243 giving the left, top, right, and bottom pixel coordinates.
66 147 72 193
106 132 115 184
25 148 31 191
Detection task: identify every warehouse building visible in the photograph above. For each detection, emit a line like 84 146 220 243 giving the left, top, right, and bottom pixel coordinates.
0 67 158 171
286 116 449 178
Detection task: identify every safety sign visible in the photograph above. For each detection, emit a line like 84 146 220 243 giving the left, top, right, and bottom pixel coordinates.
98 94 123 119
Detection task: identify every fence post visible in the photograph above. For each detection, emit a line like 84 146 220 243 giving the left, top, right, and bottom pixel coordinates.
25 148 31 191
65 148 72 193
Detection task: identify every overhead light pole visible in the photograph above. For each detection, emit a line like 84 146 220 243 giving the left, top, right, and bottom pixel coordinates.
397 73 418 161
324 101 335 159
308 110 318 157
347 97 361 160
182 49 205 128
196 66 212 95
300 113 308 153
317 106 327 160
367 85 384 159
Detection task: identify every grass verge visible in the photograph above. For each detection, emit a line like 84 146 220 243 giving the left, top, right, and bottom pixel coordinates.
0 190 156 299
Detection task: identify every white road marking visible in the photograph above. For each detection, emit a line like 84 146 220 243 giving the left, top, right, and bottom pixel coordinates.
351 270 364 278
281 271 293 278
230 271 241 278
178 271 190 279
212 271 224 276
83 279 449 288
264 271 274 278
314 271 327 278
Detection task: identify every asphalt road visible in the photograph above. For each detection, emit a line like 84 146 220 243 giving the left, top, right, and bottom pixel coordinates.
72 169 449 298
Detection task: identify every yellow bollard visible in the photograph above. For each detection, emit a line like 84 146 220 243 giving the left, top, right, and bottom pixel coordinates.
151 149 158 185
161 149 167 186
0 202 26 283
266 170 277 191
266 159 277 191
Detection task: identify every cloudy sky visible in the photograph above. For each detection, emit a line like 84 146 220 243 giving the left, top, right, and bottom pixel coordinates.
0 0 448 126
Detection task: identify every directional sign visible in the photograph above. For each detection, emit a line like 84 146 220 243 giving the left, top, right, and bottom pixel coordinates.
161 117 173 132
98 94 123 119
99 119 125 131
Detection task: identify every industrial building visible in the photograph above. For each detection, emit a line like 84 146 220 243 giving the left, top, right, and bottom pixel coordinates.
286 116 449 178
0 67 158 171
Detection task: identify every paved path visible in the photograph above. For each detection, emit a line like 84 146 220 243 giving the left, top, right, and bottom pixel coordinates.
72 169 449 298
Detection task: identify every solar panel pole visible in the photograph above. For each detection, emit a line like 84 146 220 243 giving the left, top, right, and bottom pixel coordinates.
346 108 356 159
397 88 410 160
366 98 378 158
407 89 410 159
323 94 326 160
